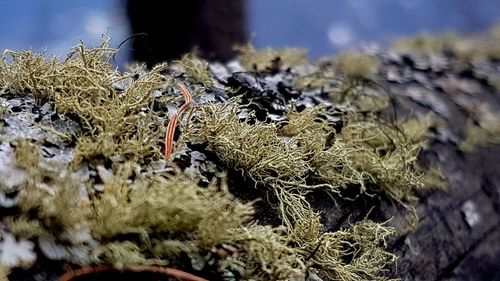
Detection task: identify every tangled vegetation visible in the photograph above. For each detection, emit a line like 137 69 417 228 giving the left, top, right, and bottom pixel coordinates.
392 24 500 62
11 141 304 279
460 107 500 152
234 44 308 72
0 43 170 165
0 40 441 280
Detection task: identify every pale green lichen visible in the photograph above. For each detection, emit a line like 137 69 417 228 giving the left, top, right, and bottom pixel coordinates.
0 40 170 165
311 116 425 209
188 101 311 184
9 217 46 240
333 53 380 80
9 138 305 279
0 265 10 281
0 40 444 280
189 99 430 231
175 53 214 87
418 166 447 189
293 215 397 281
460 110 500 152
393 26 500 62
12 157 305 279
235 44 308 72
293 69 332 91
393 33 462 55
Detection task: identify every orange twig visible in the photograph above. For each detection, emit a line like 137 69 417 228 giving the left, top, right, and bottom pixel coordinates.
165 83 193 161
57 264 208 281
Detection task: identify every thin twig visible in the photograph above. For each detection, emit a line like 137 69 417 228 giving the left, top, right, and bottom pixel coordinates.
165 82 193 160
57 264 208 281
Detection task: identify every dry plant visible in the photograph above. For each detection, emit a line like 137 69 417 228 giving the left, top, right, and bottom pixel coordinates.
234 44 308 72
10 145 304 280
0 40 440 280
460 109 500 152
0 40 170 165
392 26 500 62
175 53 214 87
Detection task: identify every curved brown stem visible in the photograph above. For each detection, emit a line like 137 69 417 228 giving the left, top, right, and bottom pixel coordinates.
57 264 208 281
164 82 193 161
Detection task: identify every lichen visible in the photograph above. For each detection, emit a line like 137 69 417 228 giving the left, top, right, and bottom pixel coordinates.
11 156 304 279
1 40 170 165
418 166 447 189
235 44 308 72
393 26 500 62
333 53 380 80
0 40 443 280
0 264 9 281
460 109 500 152
175 53 214 87
293 215 397 281
189 98 430 231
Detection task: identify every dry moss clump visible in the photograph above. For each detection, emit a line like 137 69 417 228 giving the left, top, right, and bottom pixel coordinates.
7 139 398 280
0 41 169 165
10 146 304 279
0 41 439 280
460 109 500 152
188 101 311 185
333 53 380 80
235 44 308 72
392 26 500 62
191 100 427 201
188 96 430 235
293 215 397 281
175 53 214 87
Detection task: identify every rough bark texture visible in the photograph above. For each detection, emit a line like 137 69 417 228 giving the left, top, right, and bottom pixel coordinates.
370 52 500 281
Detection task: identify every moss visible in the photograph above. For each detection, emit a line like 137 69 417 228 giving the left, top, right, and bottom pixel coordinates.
392 27 500 62
0 265 10 281
235 44 308 72
460 110 500 152
1 40 170 165
0 40 438 280
175 53 214 87
11 151 305 279
293 215 397 281
189 98 429 232
188 101 311 184
333 53 380 80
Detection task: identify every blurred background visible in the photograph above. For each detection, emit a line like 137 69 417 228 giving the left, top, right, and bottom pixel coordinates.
0 0 499 66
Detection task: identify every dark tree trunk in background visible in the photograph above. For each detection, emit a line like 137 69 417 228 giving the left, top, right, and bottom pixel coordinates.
127 0 247 66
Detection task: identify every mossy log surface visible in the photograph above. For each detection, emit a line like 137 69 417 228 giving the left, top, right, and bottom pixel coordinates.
0 31 499 281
